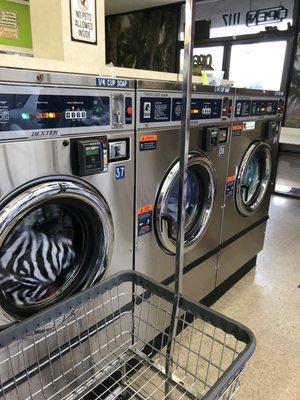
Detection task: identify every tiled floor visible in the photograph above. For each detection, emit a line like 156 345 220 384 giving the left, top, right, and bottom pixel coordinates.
212 195 300 399
275 152 300 197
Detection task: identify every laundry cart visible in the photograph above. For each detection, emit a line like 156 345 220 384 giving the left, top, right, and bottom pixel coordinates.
0 271 255 400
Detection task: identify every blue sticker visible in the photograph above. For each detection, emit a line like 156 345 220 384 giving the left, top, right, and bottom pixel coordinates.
226 181 235 198
115 165 125 180
96 77 130 88
214 86 230 93
140 140 157 151
219 146 225 156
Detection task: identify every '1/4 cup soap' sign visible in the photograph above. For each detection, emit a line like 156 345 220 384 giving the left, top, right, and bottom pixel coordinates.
70 0 97 44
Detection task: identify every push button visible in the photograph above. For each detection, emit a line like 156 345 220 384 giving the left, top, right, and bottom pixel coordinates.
126 106 133 116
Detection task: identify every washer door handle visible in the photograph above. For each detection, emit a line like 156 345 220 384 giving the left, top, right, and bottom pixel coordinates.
241 184 250 202
161 213 174 239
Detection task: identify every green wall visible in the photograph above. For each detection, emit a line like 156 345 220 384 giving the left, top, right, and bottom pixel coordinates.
0 0 32 50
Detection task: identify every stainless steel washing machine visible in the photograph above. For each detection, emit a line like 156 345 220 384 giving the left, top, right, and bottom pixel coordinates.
217 89 285 286
135 80 234 302
0 70 135 398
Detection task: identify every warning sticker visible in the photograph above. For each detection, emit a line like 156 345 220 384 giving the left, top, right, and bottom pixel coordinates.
139 134 158 151
137 205 153 236
232 123 243 137
226 176 235 198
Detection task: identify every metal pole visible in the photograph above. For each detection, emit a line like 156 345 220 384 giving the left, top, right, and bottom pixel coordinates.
165 0 196 389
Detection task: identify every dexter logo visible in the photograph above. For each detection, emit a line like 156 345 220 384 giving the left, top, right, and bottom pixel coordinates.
31 130 60 137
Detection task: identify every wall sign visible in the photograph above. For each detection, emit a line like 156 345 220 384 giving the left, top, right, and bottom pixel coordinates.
70 0 97 44
0 9 17 39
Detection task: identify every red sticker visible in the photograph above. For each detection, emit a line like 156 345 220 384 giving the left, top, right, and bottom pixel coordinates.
227 175 235 183
137 204 153 215
140 134 157 142
232 124 243 131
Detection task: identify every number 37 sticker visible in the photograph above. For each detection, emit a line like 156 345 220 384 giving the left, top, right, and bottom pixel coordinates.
115 165 126 180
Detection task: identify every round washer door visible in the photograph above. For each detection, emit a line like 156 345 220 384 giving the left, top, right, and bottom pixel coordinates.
0 179 113 323
236 141 272 216
155 153 216 255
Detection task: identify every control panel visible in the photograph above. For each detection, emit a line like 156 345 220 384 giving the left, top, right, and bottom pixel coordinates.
71 137 108 176
0 85 134 140
190 98 222 120
138 91 233 129
234 98 284 119
251 100 278 116
172 97 231 121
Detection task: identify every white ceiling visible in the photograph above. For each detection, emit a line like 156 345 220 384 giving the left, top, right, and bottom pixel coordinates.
105 0 183 15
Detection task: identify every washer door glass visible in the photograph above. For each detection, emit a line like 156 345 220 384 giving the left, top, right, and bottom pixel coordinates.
241 152 261 205
163 169 201 239
156 153 216 254
0 180 113 321
236 141 272 216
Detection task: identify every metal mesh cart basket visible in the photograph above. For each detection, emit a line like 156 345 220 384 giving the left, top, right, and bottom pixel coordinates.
0 271 255 400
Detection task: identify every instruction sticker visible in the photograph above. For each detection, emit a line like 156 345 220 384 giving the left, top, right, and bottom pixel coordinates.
137 205 153 236
226 176 235 198
139 134 158 151
243 121 256 131
140 97 171 123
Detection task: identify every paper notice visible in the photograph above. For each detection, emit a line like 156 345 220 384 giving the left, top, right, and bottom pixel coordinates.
0 9 18 39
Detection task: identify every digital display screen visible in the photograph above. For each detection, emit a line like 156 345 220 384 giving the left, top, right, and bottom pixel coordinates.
234 99 279 118
251 100 279 116
0 93 110 132
86 148 99 156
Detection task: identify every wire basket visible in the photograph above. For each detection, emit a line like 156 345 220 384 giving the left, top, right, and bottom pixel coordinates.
0 271 255 400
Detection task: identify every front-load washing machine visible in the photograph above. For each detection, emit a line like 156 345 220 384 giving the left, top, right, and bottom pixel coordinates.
135 80 234 303
0 70 135 398
217 88 285 286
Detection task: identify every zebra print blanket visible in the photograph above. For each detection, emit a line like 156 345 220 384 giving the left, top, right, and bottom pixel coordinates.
0 208 76 307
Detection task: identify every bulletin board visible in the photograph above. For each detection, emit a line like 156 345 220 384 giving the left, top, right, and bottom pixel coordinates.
0 0 32 53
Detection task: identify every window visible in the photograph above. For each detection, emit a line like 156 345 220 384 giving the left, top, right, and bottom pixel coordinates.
210 19 293 39
229 41 287 90
179 46 224 73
